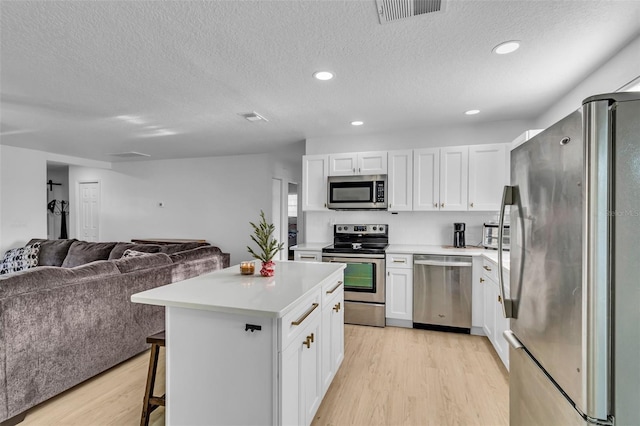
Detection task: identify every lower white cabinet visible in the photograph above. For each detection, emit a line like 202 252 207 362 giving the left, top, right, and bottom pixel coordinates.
385 253 413 326
294 250 322 262
281 308 322 426
480 258 510 370
321 285 344 395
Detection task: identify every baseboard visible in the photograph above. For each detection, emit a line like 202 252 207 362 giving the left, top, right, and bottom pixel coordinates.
385 318 413 328
470 326 486 336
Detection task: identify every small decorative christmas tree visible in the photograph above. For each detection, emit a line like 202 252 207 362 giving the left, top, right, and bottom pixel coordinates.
247 210 284 276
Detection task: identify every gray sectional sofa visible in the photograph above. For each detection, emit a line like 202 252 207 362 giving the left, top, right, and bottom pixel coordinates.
0 239 230 425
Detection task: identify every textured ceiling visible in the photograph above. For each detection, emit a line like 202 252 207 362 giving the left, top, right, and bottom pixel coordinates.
1 0 639 162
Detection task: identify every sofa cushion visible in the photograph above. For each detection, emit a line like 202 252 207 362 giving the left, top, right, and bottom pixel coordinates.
168 246 223 264
112 252 172 274
108 243 162 260
0 243 41 275
27 238 76 266
158 242 211 255
61 241 117 268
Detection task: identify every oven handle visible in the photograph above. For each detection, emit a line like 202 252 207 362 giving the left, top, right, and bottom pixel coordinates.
414 260 472 267
327 260 373 266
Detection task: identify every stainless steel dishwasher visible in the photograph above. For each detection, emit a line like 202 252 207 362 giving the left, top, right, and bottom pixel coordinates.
413 254 472 333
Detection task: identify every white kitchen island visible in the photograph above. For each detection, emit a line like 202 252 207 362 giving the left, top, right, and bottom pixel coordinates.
131 260 346 426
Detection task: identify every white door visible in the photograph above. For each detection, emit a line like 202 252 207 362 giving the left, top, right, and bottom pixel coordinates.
357 151 387 175
78 182 100 241
328 153 357 176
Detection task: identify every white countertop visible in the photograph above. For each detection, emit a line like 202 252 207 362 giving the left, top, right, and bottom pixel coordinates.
290 243 330 250
131 261 345 318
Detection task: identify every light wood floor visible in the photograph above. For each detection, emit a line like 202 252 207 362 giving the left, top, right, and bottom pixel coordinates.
21 325 508 426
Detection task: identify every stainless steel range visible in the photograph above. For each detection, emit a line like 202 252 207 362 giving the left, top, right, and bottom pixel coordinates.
322 224 388 327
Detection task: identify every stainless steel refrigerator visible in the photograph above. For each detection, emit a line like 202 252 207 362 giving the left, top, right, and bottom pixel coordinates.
497 92 640 425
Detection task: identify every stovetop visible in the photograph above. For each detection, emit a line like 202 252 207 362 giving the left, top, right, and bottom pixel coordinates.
322 223 389 256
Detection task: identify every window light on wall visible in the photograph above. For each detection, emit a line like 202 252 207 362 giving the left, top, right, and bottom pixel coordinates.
288 194 298 217
618 76 640 92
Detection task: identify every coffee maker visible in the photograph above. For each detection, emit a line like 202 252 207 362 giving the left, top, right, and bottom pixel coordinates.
453 223 466 248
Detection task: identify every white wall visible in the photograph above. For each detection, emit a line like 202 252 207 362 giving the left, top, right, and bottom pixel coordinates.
305 119 533 155
0 145 48 253
535 34 640 128
68 151 300 265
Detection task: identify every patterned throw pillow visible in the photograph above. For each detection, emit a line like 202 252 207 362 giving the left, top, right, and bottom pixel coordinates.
0 242 41 275
122 249 151 258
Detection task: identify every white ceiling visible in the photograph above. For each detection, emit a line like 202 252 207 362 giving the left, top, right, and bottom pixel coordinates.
1 1 639 163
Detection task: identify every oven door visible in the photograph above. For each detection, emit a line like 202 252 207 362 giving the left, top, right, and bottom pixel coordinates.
322 255 385 304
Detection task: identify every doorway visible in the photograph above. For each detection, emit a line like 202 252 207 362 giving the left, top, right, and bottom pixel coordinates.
78 181 100 241
46 163 69 239
287 183 298 260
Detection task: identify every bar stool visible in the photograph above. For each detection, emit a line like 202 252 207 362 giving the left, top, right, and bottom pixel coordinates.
140 331 166 426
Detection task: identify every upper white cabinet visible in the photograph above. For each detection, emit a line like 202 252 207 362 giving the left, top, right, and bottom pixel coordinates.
468 144 507 211
439 146 469 211
302 155 329 211
414 147 469 211
387 150 413 212
413 148 440 211
329 151 387 176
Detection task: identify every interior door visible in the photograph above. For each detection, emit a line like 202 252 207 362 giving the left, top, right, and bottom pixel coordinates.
78 181 100 241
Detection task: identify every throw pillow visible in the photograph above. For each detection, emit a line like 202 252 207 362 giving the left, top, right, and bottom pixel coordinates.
0 242 41 275
122 249 151 258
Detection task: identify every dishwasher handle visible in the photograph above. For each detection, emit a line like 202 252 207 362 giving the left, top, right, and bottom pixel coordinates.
414 260 472 267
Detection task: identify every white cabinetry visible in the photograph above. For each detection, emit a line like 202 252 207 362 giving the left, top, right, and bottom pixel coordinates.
413 148 440 210
302 155 329 211
385 253 413 327
414 147 468 211
388 150 413 211
280 292 322 426
468 144 507 211
480 257 510 370
439 146 469 211
321 278 344 396
328 151 387 176
294 250 322 262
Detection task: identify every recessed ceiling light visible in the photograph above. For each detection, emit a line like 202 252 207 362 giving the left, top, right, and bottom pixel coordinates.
492 41 521 55
313 71 334 81
465 109 480 115
351 121 364 126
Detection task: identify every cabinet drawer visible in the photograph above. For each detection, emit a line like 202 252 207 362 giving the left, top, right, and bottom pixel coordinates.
294 251 322 262
280 290 322 349
385 253 413 269
322 276 344 305
482 259 499 283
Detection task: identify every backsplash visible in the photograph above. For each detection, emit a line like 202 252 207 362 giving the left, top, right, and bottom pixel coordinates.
305 210 499 247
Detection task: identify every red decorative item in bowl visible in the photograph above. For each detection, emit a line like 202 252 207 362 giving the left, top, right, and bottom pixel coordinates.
260 261 275 277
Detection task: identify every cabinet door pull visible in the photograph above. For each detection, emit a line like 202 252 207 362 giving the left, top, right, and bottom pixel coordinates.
483 265 492 272
303 336 311 349
498 295 502 303
434 203 438 208
326 281 343 294
441 203 445 208
291 303 319 326
479 277 485 283
393 259 406 263
333 302 341 312
470 202 474 208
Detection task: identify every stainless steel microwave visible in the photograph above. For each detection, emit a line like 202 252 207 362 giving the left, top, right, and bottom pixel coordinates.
327 175 387 210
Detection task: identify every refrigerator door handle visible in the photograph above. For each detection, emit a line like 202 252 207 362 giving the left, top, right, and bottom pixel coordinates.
498 185 514 318
503 329 523 350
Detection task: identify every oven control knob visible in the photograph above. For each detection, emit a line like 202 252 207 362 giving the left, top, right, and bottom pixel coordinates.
380 225 384 231
337 227 342 231
373 226 377 230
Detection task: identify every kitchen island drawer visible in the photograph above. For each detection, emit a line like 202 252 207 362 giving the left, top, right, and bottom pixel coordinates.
279 289 322 349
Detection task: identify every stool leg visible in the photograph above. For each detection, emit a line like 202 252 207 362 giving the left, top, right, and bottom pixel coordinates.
141 343 160 426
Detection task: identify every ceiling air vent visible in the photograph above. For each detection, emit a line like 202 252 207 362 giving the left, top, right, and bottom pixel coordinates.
109 151 151 158
376 0 445 24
